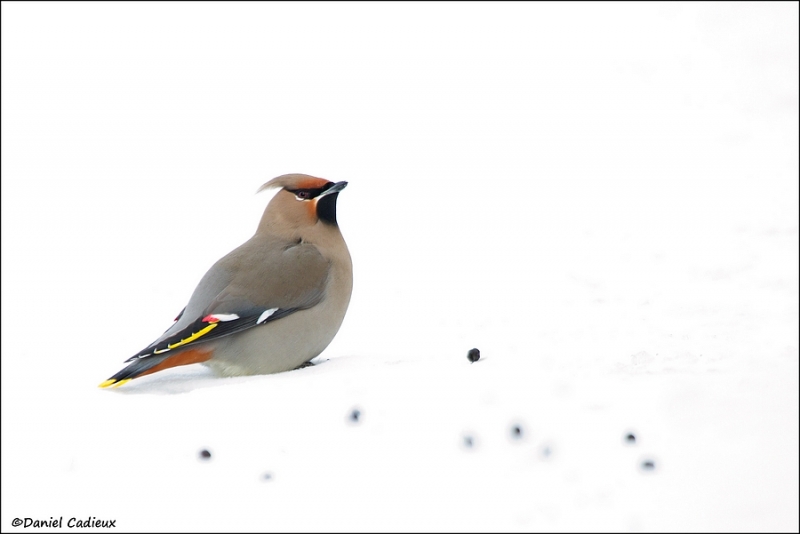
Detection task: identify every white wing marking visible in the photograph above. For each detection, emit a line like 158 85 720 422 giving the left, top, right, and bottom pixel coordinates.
257 308 279 324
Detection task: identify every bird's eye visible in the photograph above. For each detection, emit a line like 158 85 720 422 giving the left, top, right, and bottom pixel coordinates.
295 191 311 201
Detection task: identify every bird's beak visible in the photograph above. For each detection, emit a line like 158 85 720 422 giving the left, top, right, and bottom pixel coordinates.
318 181 348 198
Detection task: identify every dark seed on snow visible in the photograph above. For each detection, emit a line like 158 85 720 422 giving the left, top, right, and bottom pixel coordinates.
641 459 656 471
467 348 481 363
625 433 637 444
262 472 273 481
199 449 212 460
463 436 474 448
350 409 361 423
511 425 523 438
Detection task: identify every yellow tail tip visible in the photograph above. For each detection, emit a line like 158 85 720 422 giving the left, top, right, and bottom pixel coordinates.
98 378 132 389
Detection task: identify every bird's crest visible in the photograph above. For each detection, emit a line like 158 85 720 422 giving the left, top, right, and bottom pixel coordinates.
258 174 330 194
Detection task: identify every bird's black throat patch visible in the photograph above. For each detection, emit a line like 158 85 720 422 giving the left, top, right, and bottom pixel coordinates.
317 192 339 226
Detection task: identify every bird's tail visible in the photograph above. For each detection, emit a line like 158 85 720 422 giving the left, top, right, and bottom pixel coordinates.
98 348 213 388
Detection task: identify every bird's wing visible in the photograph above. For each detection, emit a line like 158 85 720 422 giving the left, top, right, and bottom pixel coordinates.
124 305 299 362
125 239 331 362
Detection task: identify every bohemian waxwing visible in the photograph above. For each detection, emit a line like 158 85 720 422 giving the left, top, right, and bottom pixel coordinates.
99 174 353 388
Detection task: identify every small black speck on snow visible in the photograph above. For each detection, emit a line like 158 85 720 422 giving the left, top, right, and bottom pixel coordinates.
467 348 480 363
625 433 637 444
262 472 273 481
349 409 361 423
511 425 523 439
641 459 656 471
463 435 475 448
199 449 212 460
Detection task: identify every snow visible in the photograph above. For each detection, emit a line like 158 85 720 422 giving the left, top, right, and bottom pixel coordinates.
2 2 798 531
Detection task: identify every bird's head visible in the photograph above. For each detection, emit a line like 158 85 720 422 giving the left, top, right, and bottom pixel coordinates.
257 173 348 235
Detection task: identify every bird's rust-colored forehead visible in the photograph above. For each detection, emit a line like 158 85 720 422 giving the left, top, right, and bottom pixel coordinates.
258 173 330 193
294 177 330 190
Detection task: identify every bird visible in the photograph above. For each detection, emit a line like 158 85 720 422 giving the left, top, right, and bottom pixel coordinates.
99 173 353 388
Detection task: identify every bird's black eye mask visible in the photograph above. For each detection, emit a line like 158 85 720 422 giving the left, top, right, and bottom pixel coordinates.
286 182 335 201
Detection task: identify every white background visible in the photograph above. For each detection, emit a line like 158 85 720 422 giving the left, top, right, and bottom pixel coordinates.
2 2 798 531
